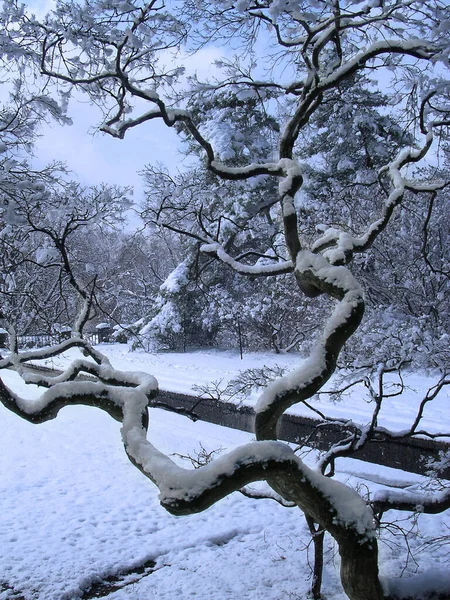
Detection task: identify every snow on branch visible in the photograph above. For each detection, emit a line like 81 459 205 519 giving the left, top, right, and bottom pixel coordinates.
320 39 439 92
21 358 158 394
372 487 450 516
121 408 376 545
255 251 364 440
0 377 123 423
200 242 293 276
312 130 447 265
0 354 157 424
0 336 106 371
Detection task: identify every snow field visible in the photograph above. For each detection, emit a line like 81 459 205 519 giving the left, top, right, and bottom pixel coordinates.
1 347 449 599
0 373 340 600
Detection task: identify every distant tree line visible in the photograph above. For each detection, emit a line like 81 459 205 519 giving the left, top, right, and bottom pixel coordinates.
2 133 450 374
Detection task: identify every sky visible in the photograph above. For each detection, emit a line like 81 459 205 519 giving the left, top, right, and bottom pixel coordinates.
33 96 183 196
24 0 226 209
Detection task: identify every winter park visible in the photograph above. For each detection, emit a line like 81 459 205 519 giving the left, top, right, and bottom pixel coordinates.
0 0 450 599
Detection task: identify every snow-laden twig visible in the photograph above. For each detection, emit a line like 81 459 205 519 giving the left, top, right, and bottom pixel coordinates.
255 250 364 439
0 336 106 370
312 130 445 265
200 242 293 276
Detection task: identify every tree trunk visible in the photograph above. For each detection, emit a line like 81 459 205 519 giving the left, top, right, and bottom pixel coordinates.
306 515 324 600
338 538 385 600
266 474 385 600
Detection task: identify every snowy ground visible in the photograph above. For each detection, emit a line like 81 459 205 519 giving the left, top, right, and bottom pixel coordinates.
35 344 450 436
1 345 449 600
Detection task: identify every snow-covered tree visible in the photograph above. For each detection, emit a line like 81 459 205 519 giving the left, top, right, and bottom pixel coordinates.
1 173 133 341
91 229 179 329
140 140 313 352
1 2 450 599
0 38 74 340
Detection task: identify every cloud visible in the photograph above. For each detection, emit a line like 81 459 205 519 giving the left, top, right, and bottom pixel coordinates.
30 46 229 194
181 46 227 79
34 106 182 196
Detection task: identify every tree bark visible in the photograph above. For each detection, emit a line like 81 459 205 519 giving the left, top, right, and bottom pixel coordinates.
306 515 325 600
266 472 385 600
338 538 385 600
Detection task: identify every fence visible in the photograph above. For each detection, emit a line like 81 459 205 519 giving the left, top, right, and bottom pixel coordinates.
0 331 107 349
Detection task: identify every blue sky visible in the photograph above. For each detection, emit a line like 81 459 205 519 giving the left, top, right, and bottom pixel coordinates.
25 0 224 204
33 96 183 195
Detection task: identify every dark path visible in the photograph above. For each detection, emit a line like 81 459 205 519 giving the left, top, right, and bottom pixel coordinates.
156 390 450 479
79 558 157 599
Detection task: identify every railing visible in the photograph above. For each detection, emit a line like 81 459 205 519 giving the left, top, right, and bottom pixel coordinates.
17 333 64 348
157 390 450 479
9 362 449 479
10 331 107 349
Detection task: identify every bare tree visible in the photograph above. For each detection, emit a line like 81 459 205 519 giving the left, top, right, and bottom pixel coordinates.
1 1 450 599
1 175 133 340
